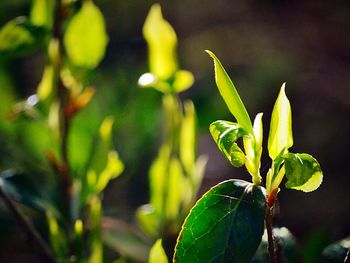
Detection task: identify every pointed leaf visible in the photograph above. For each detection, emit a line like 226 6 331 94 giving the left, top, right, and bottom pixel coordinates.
143 4 178 79
149 239 169 263
209 120 248 167
284 153 323 192
268 83 293 159
174 179 266 262
206 50 253 133
64 0 108 68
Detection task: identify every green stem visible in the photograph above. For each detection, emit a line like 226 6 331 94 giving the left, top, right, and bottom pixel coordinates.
0 186 57 263
265 205 276 263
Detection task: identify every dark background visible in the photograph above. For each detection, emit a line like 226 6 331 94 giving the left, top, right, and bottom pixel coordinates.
0 0 349 261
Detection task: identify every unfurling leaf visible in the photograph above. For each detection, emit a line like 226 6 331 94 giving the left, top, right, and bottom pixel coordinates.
149 239 168 263
64 0 108 68
284 153 323 192
174 179 266 262
209 120 248 167
268 83 293 159
206 50 253 133
143 4 177 80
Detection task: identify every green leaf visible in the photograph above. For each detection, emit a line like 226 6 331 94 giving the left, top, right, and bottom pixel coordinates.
37 64 54 101
206 50 253 133
268 83 293 159
149 239 169 263
284 153 323 192
64 0 108 69
136 204 160 237
103 217 151 262
174 179 266 262
322 237 350 263
0 17 46 57
30 0 55 29
47 212 68 259
173 70 194 93
180 100 196 174
209 120 248 167
143 4 178 80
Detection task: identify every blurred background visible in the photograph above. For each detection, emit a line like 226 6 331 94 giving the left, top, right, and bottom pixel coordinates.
0 0 349 261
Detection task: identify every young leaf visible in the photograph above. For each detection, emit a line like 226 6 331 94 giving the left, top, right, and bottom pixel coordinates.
64 0 108 69
284 153 323 192
173 70 194 93
206 50 253 133
174 179 266 262
149 239 169 263
209 120 249 167
268 83 293 159
37 64 54 100
143 4 178 80
136 204 160 237
30 0 55 29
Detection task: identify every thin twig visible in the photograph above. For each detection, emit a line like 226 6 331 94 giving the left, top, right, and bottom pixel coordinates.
0 186 57 263
265 205 276 263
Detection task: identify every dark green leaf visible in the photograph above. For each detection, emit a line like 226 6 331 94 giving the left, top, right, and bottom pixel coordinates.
322 237 350 263
174 179 266 263
209 120 249 167
284 153 323 192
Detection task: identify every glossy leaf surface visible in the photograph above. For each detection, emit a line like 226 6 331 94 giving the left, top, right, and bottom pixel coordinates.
210 120 248 167
206 50 253 133
284 153 323 192
268 84 293 159
64 0 108 68
143 4 177 79
174 179 266 262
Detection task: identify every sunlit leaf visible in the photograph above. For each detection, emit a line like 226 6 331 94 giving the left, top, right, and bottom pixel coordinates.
180 101 195 174
64 0 108 68
0 17 46 57
149 239 168 263
47 212 68 259
209 120 248 167
174 179 266 262
253 113 263 162
284 153 323 192
268 83 293 159
206 50 253 133
150 145 170 213
136 204 160 237
37 64 54 100
30 0 55 29
165 157 184 221
173 70 194 93
143 4 178 80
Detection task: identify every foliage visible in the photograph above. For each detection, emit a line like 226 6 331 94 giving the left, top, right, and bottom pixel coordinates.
174 51 324 262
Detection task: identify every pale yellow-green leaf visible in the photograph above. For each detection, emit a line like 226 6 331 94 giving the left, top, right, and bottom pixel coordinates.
100 116 113 141
37 64 54 100
30 0 55 28
143 4 178 79
136 204 160 237
96 151 124 192
64 0 108 68
148 239 169 263
268 83 293 159
289 171 323 192
180 100 196 174
206 50 253 134
173 70 194 93
150 145 170 213
165 157 184 221
47 212 68 259
253 113 263 160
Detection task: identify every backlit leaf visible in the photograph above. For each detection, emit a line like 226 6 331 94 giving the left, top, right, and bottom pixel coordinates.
206 50 253 133
174 179 266 262
149 239 168 263
209 120 249 167
30 0 55 29
173 70 194 93
268 83 293 159
37 64 54 100
136 204 160 237
143 4 177 80
64 0 108 68
284 153 323 192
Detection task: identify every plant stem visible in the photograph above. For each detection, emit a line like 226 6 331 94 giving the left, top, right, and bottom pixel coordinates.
0 186 57 263
265 205 276 263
